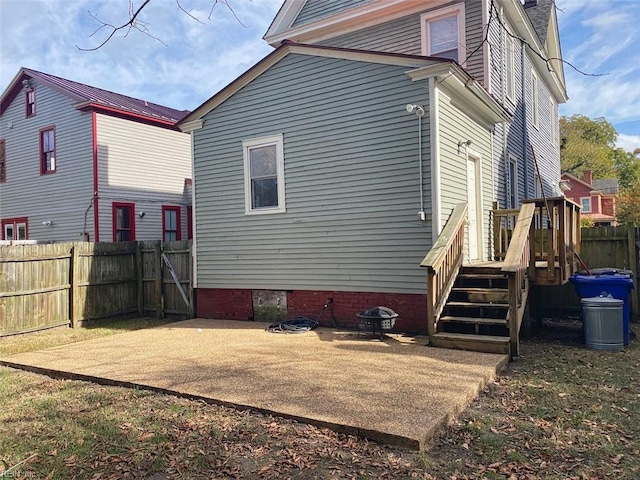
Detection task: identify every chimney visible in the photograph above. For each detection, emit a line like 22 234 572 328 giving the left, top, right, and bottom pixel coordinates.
582 170 592 185
523 0 538 7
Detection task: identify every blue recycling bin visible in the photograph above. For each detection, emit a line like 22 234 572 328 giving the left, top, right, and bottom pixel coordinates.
570 270 634 345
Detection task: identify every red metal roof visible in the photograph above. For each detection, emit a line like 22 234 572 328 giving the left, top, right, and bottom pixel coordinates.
1 67 190 125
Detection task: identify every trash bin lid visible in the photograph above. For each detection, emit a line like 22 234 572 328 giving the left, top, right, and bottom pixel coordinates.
581 295 624 306
578 267 633 277
571 273 634 285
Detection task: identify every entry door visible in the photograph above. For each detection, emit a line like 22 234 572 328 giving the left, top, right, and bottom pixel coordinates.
467 156 482 261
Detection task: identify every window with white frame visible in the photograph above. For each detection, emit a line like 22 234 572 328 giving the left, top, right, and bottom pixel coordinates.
243 134 285 215
505 36 515 101
508 155 518 209
421 4 466 63
580 197 591 213
550 97 558 145
531 70 539 128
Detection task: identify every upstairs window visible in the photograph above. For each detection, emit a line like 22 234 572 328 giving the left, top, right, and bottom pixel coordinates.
580 197 591 213
0 139 5 183
508 156 518 209
421 4 466 63
243 134 286 215
550 97 558 146
505 36 515 101
531 70 539 128
25 88 36 117
162 205 181 242
113 202 135 241
40 126 56 174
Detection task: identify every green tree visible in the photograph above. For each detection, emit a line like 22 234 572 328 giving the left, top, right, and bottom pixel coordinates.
616 182 640 226
613 148 640 190
560 114 617 179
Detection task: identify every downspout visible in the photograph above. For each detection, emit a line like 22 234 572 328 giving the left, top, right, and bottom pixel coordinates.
521 42 529 198
418 113 425 218
429 78 441 243
92 111 100 241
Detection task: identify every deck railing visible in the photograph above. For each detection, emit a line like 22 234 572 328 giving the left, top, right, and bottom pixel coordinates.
493 197 581 285
501 202 536 357
421 203 467 341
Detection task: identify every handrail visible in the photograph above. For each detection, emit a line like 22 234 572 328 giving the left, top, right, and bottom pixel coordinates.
501 202 535 358
421 203 467 342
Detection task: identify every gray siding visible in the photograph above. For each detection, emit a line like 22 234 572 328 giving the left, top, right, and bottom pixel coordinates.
318 1 486 82
319 13 422 54
0 82 94 242
292 0 374 27
194 53 433 294
438 91 493 260
96 114 192 242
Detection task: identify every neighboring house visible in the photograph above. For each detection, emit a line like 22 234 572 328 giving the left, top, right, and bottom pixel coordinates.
561 171 618 226
178 0 567 331
0 68 192 243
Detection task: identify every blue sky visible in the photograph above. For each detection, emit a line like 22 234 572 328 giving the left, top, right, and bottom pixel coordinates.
1 0 638 152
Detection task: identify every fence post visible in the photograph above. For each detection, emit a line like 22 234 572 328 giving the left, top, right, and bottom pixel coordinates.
136 242 144 316
70 243 79 328
155 240 164 319
628 225 638 322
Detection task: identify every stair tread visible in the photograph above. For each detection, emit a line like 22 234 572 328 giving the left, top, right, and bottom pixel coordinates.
446 301 509 307
440 316 507 325
458 273 507 279
433 332 509 344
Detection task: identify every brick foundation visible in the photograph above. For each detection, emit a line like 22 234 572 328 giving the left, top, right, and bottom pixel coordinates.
196 288 427 333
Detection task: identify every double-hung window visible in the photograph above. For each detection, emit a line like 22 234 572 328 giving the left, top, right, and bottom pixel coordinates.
113 202 135 241
580 197 591 213
243 134 285 215
2 217 28 241
531 70 539 128
162 205 181 241
508 156 518 209
505 36 515 101
26 88 36 117
421 4 466 63
40 126 56 174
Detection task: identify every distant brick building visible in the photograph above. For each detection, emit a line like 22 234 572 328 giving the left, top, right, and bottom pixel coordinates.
561 170 618 226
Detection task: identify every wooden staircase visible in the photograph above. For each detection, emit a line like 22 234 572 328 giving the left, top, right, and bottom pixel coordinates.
431 264 510 354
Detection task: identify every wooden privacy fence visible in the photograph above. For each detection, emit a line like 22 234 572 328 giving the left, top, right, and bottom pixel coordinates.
0 240 193 336
537 225 639 321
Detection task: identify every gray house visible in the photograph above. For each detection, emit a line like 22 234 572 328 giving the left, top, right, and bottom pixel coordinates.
0 68 192 243
179 0 567 333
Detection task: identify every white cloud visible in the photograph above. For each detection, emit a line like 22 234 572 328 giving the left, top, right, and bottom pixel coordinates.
617 134 640 154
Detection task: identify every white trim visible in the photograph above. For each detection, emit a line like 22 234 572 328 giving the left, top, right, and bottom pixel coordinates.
420 3 466 66
466 150 484 261
508 154 518 209
550 96 558 146
264 0 451 47
531 69 539 129
264 0 307 39
189 131 198 289
482 0 491 90
430 78 441 243
580 197 591 213
243 134 286 215
505 34 515 102
178 119 203 133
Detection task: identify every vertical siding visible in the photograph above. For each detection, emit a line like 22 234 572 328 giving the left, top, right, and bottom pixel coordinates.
95 114 192 241
194 53 433 294
437 91 493 260
292 0 374 27
0 83 94 242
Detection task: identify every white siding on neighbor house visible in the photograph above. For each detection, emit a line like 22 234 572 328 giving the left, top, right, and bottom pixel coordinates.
194 53 433 294
437 90 494 260
95 114 191 242
292 0 374 27
0 82 94 242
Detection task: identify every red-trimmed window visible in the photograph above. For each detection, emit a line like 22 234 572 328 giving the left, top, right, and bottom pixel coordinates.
0 139 6 183
40 126 56 174
162 205 181 242
2 217 28 240
186 205 193 240
113 202 135 242
26 88 36 117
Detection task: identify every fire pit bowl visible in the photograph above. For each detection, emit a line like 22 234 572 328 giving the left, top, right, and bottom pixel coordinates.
357 306 398 339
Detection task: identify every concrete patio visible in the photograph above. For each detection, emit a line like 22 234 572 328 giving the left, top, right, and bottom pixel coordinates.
1 318 508 449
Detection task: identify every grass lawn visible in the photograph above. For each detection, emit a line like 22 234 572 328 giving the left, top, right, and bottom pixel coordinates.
1 320 639 479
